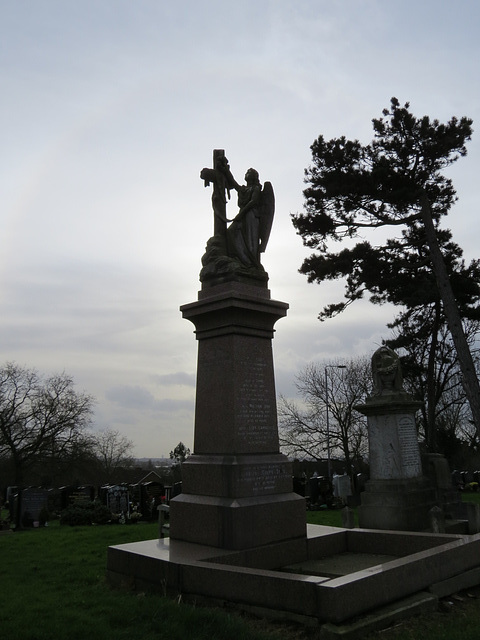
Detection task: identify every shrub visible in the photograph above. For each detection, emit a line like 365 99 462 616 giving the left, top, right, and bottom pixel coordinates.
60 501 113 526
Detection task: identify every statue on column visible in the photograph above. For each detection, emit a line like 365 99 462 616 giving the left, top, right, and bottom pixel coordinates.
368 346 412 404
200 150 274 285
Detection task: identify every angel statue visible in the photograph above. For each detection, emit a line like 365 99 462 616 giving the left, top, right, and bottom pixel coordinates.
200 150 274 284
227 167 274 267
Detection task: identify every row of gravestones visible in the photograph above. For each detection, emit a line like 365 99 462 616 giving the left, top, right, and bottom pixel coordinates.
292 473 366 508
6 485 98 528
5 481 182 528
11 469 476 528
293 468 480 502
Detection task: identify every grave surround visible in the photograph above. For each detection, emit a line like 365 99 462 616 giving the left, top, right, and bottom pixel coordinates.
107 526 480 627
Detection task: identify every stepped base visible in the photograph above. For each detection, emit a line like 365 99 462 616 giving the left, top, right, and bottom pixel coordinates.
169 491 306 549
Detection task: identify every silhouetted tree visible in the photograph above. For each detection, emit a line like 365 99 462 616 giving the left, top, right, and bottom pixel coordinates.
169 441 191 483
388 308 480 452
169 441 190 465
0 363 94 484
293 98 480 438
92 428 134 483
278 357 370 475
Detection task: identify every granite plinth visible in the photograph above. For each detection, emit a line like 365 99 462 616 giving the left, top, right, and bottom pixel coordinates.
169 492 306 549
180 282 288 455
170 281 306 550
192 333 280 454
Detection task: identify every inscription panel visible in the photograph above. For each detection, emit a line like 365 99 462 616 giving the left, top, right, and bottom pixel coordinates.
236 358 276 449
397 415 422 477
368 412 422 480
368 414 401 479
194 338 233 452
194 334 279 454
235 463 290 496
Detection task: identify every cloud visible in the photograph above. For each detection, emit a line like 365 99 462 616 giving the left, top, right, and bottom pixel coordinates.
152 372 196 387
2 1 480 457
105 384 193 414
106 385 157 409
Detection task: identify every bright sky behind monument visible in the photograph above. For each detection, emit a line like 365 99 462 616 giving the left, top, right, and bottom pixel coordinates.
2 1 480 457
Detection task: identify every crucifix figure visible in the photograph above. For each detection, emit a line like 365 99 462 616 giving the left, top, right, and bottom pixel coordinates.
200 150 237 252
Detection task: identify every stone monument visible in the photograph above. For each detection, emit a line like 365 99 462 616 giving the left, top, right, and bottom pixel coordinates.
169 150 306 549
107 156 480 632
356 346 436 531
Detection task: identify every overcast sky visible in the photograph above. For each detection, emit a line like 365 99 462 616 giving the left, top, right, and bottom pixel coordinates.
2 1 480 457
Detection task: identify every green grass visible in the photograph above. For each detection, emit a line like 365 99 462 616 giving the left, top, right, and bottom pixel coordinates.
306 505 358 527
462 490 480 504
363 588 480 640
0 521 292 640
1 498 480 640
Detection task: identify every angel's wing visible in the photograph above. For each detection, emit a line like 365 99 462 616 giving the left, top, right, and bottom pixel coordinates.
259 181 275 253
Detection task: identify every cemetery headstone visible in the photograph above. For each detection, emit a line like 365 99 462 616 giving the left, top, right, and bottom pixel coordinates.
333 474 352 504
47 488 62 515
19 488 49 528
423 453 462 520
70 486 95 505
356 346 436 531
106 485 129 516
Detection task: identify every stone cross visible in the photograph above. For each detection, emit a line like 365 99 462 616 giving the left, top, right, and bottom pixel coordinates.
200 149 237 251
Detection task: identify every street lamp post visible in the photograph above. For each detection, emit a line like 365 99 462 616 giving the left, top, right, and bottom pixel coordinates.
324 365 347 478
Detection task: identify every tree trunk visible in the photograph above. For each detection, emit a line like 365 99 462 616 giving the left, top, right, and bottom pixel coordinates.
421 197 480 439
426 300 441 452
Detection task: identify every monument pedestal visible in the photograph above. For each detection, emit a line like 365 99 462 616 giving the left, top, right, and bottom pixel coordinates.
356 396 436 531
169 281 306 550
359 477 436 531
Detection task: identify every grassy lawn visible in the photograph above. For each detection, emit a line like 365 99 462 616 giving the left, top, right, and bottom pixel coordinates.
462 490 480 504
306 505 357 527
0 519 292 640
1 495 479 640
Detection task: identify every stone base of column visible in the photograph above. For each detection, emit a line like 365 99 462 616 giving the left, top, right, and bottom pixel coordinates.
358 477 437 531
170 492 305 550
170 453 306 549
